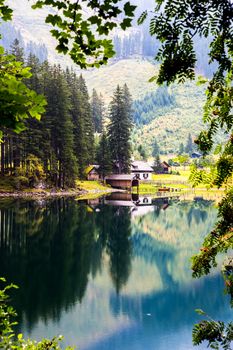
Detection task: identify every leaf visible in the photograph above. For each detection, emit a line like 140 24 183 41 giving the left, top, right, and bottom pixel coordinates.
148 75 158 83
137 10 148 25
120 18 133 30
124 2 137 17
195 309 206 316
197 75 208 86
18 334 23 340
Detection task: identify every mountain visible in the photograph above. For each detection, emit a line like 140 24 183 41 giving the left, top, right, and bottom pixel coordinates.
84 58 206 154
1 0 216 155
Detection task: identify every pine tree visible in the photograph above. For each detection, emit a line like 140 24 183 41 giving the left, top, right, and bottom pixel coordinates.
152 139 160 157
179 142 185 155
108 85 132 174
97 131 112 179
23 54 45 162
91 89 104 133
138 144 148 161
10 38 24 62
65 69 87 178
9 40 25 171
153 154 162 173
78 75 95 165
185 133 193 154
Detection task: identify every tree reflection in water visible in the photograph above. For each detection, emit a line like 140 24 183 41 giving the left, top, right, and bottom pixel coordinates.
0 198 132 330
0 196 218 345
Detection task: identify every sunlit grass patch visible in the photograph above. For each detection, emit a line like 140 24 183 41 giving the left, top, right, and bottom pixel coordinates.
75 180 110 191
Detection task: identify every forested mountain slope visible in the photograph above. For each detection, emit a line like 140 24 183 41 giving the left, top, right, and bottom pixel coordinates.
84 58 206 154
1 0 216 154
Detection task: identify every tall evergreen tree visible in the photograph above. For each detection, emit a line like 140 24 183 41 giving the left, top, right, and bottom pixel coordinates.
179 142 185 155
153 154 163 173
152 139 160 157
10 38 24 62
91 89 104 133
23 54 45 162
78 75 95 165
65 69 87 178
185 133 193 155
9 40 25 171
108 85 132 174
138 144 148 161
97 131 112 179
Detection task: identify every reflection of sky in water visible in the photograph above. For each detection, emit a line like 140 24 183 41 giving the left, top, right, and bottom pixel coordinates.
0 198 231 350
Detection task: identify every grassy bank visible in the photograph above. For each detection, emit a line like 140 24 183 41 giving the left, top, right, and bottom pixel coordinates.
0 174 225 200
75 180 110 192
0 176 114 199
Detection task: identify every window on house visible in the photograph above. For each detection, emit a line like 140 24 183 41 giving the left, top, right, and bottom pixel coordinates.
143 173 148 179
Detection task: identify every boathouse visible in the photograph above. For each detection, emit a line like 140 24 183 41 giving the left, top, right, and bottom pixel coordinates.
105 174 139 190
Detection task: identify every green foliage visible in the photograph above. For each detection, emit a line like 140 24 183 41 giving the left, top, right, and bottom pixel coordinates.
173 155 189 167
192 189 233 278
185 133 194 154
191 187 233 347
152 140 160 157
189 163 217 189
0 45 46 138
0 52 97 187
96 132 112 179
193 317 233 350
153 154 163 173
137 144 148 161
30 0 136 68
91 89 104 133
133 85 176 125
108 84 133 173
0 278 74 349
0 1 12 21
12 175 29 190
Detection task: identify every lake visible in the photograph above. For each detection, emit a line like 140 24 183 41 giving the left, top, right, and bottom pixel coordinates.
0 194 231 349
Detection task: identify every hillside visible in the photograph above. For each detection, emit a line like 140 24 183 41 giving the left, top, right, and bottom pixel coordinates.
83 58 206 154
133 77 206 154
1 1 212 155
83 58 158 102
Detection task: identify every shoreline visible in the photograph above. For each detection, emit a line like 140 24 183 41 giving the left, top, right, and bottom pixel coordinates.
0 188 117 199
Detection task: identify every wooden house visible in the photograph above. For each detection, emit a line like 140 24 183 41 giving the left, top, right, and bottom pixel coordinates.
131 161 154 180
160 161 170 174
86 165 100 181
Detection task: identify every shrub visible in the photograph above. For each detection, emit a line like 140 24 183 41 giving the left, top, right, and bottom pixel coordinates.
0 278 74 349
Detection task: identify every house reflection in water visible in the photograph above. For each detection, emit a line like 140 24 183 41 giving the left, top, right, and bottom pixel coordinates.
86 192 175 216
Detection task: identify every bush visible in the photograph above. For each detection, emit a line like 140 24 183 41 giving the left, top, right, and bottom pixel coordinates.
171 170 180 175
13 176 29 190
0 278 74 349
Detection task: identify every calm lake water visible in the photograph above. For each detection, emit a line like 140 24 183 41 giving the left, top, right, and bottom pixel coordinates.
0 195 231 349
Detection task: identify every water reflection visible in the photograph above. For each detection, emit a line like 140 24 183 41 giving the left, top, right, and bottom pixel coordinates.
0 196 229 349
0 199 132 327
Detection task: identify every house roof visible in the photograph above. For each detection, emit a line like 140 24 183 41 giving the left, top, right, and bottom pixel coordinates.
105 174 134 181
191 152 202 157
131 161 153 172
85 164 100 175
161 161 170 168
